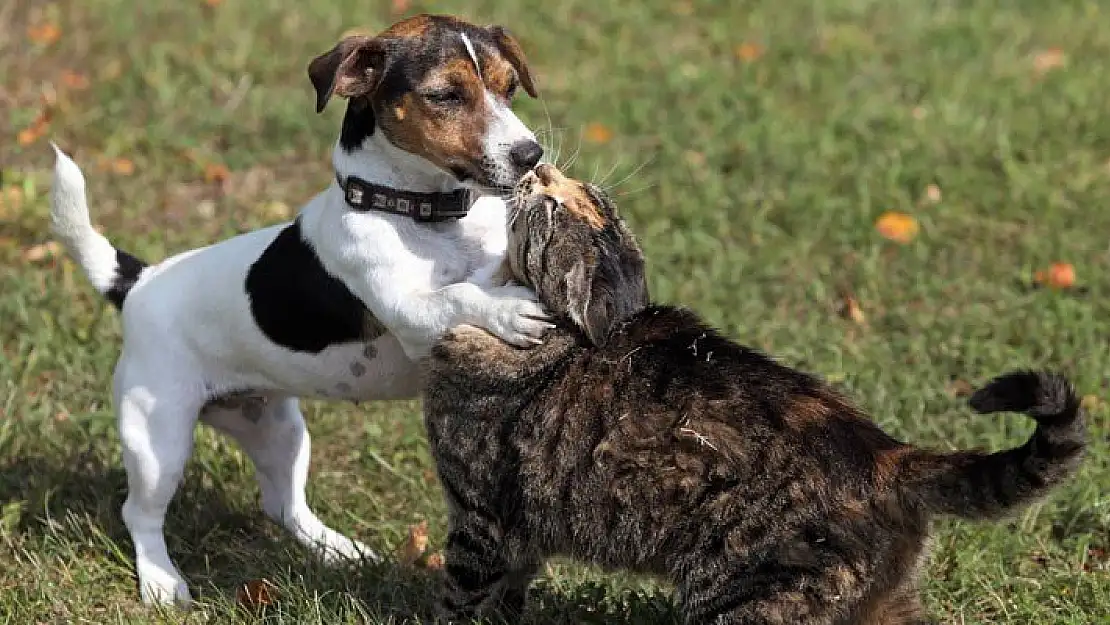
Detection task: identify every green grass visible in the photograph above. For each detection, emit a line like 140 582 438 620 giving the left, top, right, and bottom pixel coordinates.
3 0 1110 622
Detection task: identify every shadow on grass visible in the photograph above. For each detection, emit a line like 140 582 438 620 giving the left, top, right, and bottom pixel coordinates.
0 451 678 624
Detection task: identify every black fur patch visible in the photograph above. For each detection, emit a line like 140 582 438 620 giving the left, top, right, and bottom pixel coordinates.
106 249 147 310
244 219 370 353
339 101 376 152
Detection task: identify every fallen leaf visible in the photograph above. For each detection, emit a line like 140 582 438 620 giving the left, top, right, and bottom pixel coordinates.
27 23 61 46
397 520 429 566
923 183 941 203
1033 48 1066 75
423 551 445 570
839 294 866 325
584 122 614 145
945 379 974 398
236 578 278 609
874 211 919 244
17 129 39 146
671 2 694 16
61 70 90 90
1033 262 1076 289
390 0 411 15
17 110 52 146
204 162 230 184
110 158 135 176
734 42 764 62
911 106 928 120
203 0 224 6
23 241 62 262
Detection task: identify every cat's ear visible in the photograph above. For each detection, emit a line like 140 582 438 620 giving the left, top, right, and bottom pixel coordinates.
565 250 648 347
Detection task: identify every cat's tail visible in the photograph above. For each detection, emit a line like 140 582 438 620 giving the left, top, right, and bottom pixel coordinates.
50 142 148 310
901 370 1085 520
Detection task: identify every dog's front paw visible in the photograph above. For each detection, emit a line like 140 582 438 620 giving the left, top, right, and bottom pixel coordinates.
482 285 554 348
136 560 192 607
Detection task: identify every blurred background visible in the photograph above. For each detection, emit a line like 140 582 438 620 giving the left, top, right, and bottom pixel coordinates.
2 0 1109 622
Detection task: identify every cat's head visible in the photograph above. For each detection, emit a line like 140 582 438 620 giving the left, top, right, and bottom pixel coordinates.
506 164 649 347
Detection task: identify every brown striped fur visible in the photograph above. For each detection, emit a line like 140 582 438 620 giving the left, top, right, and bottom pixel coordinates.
422 165 1086 624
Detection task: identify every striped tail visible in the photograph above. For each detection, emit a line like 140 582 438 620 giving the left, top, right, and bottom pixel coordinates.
50 143 147 309
903 370 1085 520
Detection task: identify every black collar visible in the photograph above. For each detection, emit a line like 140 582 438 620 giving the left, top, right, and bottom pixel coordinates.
336 174 470 222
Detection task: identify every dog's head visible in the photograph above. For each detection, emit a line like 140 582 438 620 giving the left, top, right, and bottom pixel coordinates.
309 14 542 190
507 164 649 347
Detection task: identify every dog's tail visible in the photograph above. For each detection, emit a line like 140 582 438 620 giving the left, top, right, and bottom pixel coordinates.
50 143 148 310
896 370 1085 520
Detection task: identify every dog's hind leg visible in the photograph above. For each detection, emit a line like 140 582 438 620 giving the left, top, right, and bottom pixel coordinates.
116 371 204 606
200 395 377 564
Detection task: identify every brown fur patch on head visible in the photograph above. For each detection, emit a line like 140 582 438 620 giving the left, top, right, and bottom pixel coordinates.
478 48 519 100
532 164 606 230
376 57 489 176
380 14 434 38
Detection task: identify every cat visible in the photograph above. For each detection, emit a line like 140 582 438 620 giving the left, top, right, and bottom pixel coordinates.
421 163 1086 624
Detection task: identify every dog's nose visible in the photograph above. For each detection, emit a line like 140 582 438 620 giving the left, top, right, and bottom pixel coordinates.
509 140 544 170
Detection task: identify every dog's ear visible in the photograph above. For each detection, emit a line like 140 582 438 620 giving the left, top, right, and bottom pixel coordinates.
564 244 648 347
308 36 387 113
486 25 537 98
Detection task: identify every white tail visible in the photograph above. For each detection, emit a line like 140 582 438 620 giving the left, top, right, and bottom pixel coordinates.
50 143 125 295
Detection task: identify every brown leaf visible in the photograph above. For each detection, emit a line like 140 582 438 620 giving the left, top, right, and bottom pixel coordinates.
110 158 135 176
734 42 764 62
61 70 90 90
1033 262 1076 289
945 379 974 398
397 520 429 566
236 578 278 609
27 23 61 46
390 0 411 15
584 122 614 145
874 211 919 244
923 183 941 204
23 241 62 262
839 295 866 325
203 162 231 184
1033 48 1066 75
203 0 224 6
17 128 40 146
17 109 52 147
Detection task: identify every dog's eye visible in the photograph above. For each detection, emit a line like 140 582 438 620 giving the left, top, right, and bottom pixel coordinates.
424 88 465 106
505 77 518 100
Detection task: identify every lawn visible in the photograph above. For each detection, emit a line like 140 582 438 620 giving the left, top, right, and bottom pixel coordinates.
3 0 1110 622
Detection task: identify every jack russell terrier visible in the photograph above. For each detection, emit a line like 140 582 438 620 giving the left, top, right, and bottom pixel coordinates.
49 14 551 606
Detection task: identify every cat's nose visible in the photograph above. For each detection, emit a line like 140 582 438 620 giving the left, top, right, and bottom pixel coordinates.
535 163 561 185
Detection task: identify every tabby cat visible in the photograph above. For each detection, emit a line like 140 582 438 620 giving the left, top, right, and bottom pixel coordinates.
422 163 1085 624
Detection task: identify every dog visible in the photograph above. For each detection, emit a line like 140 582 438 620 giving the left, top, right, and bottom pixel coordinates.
49 14 552 606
